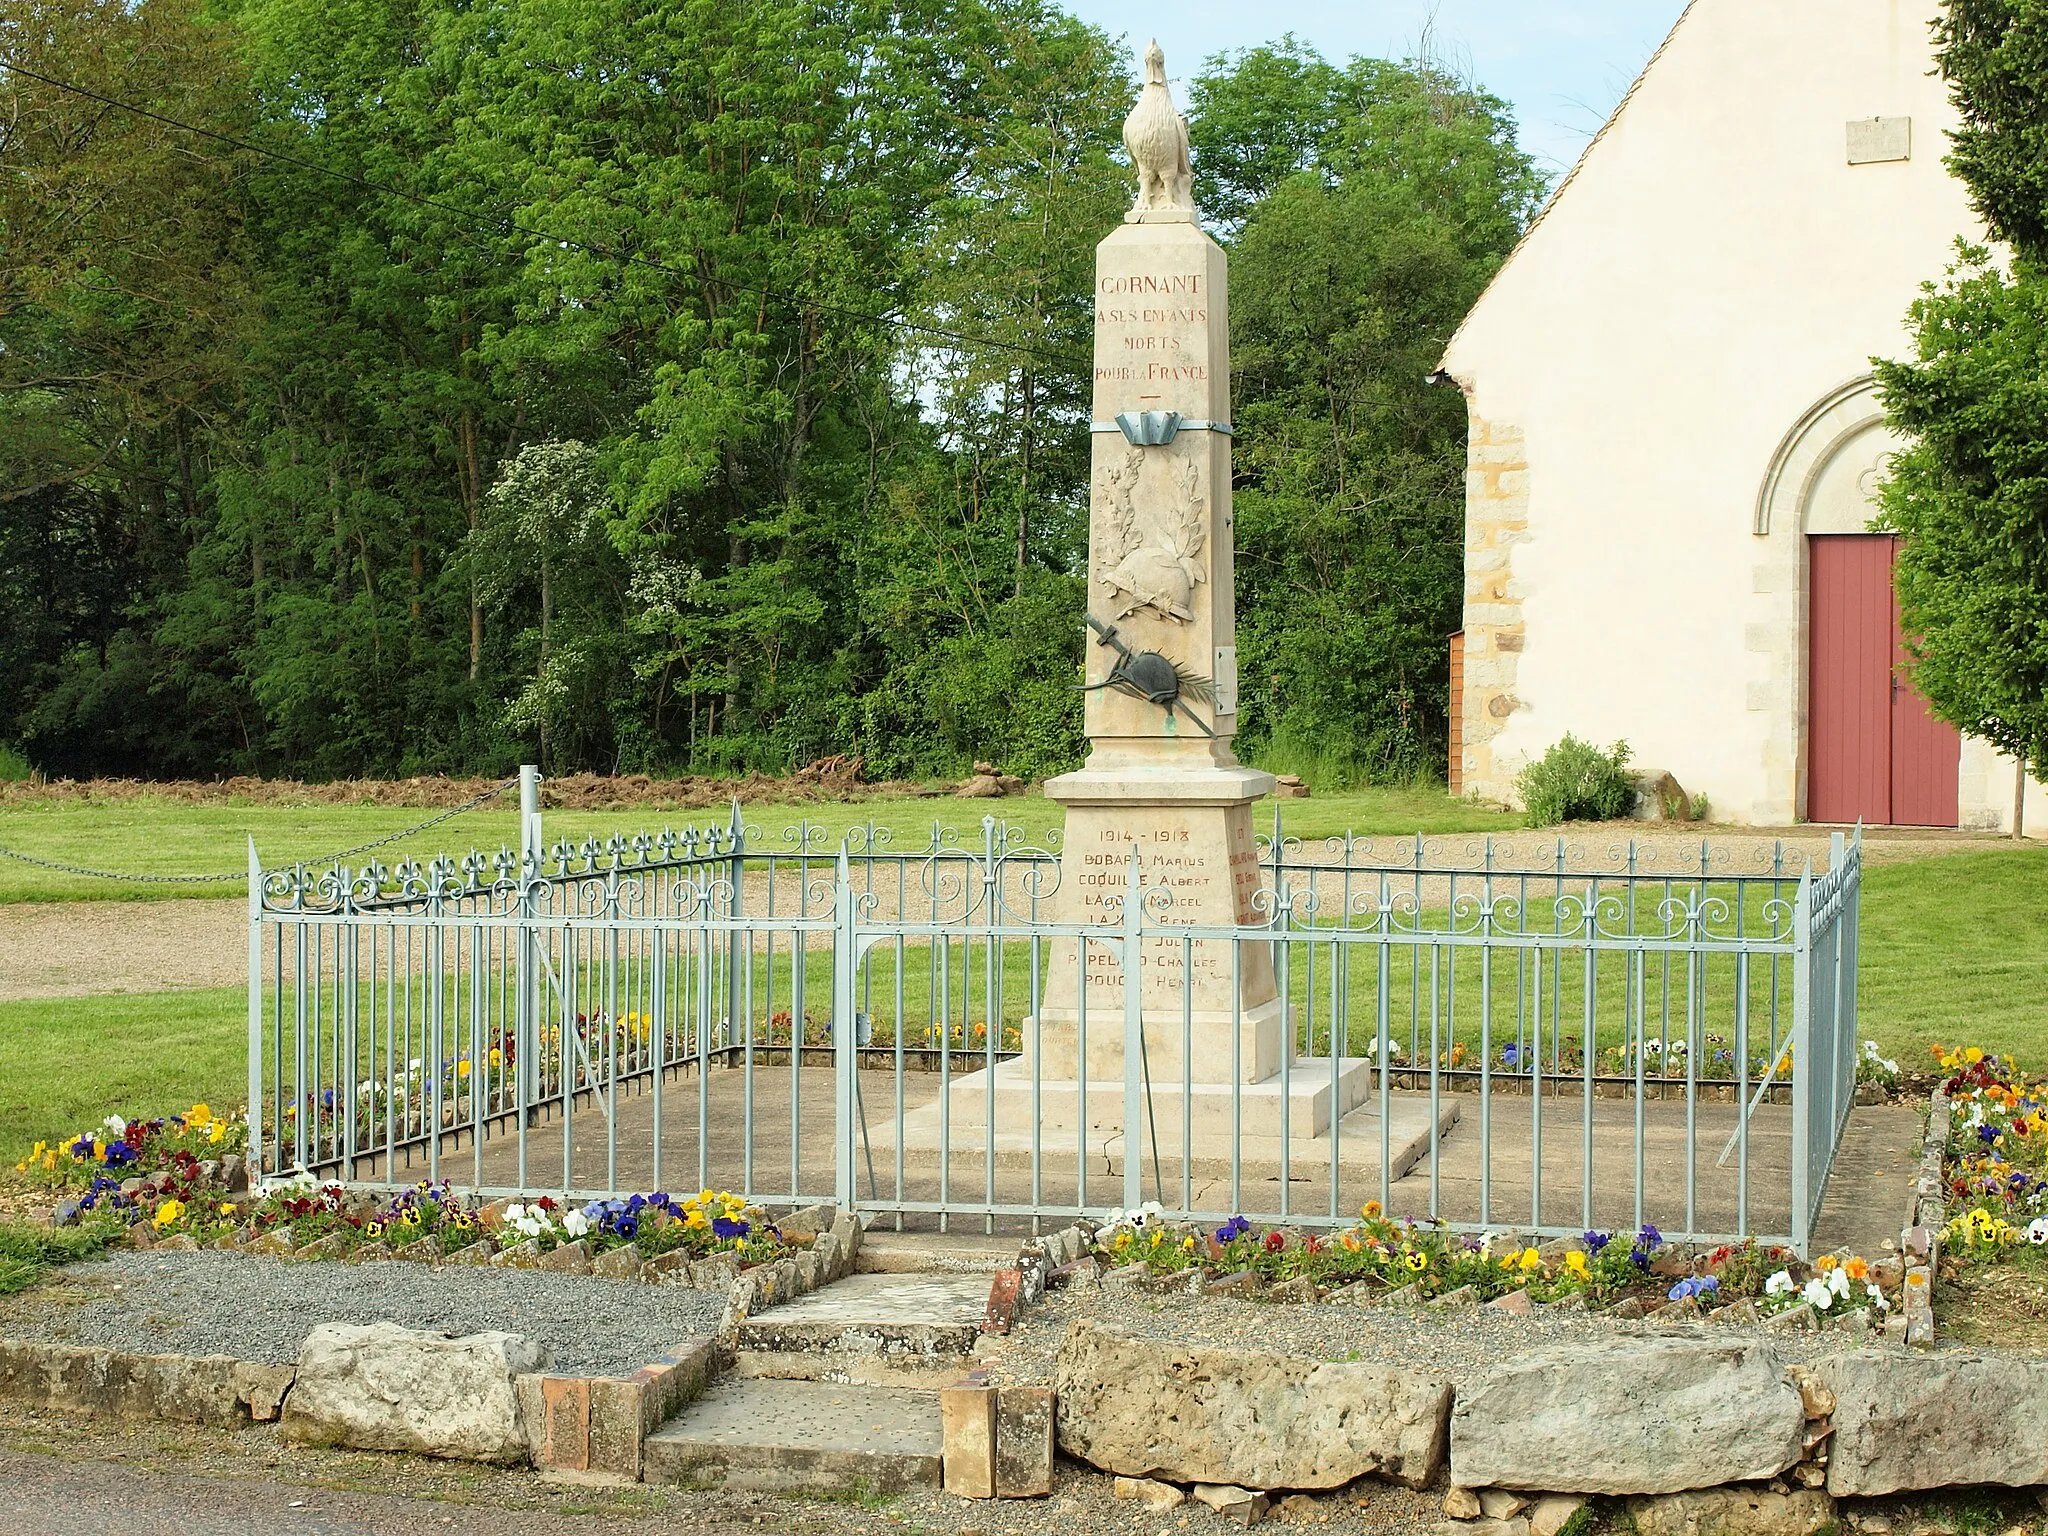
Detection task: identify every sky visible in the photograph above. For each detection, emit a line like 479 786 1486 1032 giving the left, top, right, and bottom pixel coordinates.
1057 0 1693 174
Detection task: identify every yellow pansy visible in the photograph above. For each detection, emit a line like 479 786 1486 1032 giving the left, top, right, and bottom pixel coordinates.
152 1199 186 1230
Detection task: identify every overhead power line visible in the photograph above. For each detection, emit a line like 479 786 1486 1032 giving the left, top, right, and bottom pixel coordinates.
0 54 1092 373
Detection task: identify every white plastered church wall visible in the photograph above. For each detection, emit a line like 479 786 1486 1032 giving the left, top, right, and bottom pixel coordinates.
1439 0 2038 832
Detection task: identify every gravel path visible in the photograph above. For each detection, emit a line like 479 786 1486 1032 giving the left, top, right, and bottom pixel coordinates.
981 1285 1899 1389
1 1250 724 1376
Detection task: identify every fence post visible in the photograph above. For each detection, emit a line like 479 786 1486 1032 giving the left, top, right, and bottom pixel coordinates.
1790 862 1815 1257
1122 851 1145 1217
247 838 265 1183
833 847 858 1212
517 765 542 1135
519 765 543 863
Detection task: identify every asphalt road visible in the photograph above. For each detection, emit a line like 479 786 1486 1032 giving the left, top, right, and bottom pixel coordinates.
0 1449 710 1536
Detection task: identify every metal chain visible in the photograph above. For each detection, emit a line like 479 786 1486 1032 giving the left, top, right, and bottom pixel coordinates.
0 777 520 885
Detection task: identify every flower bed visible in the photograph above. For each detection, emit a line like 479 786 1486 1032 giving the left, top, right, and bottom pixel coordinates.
1929 1046 2048 1349
1090 1201 1897 1327
11 1104 801 1283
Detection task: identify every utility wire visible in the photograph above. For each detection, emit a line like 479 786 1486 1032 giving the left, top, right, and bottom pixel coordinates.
0 54 1092 373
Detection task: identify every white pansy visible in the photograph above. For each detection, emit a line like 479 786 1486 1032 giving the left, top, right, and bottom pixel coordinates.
1827 1266 1852 1298
1764 1270 1797 1297
561 1209 590 1238
1802 1278 1836 1311
1866 1282 1891 1311
2027 1218 2048 1246
103 1115 127 1135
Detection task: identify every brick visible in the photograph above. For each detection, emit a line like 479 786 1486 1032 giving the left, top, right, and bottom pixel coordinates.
995 1385 1055 1498
940 1381 997 1498
537 1375 591 1471
983 1268 1023 1335
588 1376 642 1479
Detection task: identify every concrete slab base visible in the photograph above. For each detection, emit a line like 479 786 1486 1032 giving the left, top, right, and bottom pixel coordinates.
644 1378 941 1493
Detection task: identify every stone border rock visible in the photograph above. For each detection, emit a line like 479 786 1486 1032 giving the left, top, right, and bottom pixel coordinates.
0 1338 293 1427
1900 1088 1950 1347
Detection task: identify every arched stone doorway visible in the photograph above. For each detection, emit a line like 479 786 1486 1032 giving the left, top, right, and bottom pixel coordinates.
1750 376 1958 826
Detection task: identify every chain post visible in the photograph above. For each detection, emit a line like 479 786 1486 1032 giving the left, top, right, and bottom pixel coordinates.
247 837 265 1182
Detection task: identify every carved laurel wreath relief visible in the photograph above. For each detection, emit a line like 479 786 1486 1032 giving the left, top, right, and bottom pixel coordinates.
1096 447 1208 624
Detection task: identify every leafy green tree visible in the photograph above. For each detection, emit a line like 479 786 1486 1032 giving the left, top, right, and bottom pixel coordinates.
1876 250 2048 824
1876 0 2048 832
1194 43 1544 783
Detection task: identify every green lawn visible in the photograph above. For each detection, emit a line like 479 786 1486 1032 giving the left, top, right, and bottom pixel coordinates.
0 786 1521 905
5 844 2043 1156
2 989 249 1153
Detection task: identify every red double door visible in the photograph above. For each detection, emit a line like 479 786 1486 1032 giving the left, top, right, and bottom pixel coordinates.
1807 535 1959 827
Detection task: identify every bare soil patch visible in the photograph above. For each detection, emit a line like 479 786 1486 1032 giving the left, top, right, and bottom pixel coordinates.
0 765 945 812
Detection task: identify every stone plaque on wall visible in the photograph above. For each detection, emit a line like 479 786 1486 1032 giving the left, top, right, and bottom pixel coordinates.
1846 117 1911 165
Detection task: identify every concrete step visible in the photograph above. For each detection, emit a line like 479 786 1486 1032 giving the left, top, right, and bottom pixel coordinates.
733 1271 992 1386
643 1378 941 1493
854 1232 1018 1274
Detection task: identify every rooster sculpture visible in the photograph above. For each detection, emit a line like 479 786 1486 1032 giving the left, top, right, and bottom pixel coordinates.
1123 39 1194 215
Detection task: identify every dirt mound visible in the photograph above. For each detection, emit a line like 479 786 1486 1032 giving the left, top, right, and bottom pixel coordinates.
0 769 955 811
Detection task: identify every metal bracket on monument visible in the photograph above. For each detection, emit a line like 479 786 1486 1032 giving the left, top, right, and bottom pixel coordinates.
1091 411 1233 446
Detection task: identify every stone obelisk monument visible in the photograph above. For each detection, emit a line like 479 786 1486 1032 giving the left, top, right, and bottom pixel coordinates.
1021 41 1364 1145
903 43 1367 1164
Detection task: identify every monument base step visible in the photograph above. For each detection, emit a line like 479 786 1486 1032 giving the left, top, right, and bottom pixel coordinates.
877 1053 1375 1152
643 1378 941 1493
860 1087 1461 1180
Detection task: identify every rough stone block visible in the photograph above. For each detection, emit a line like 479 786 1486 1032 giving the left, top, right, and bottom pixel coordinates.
233 1360 296 1422
1193 1484 1270 1526
1626 1487 1835 1536
540 1239 591 1275
591 1242 642 1281
1444 1487 1484 1520
1819 1349 2048 1495
941 1381 997 1498
280 1322 547 1464
1451 1338 1804 1495
139 1353 242 1425
829 1209 862 1269
996 1385 1054 1498
1528 1495 1589 1536
491 1239 543 1269
778 1203 837 1240
1116 1475 1186 1510
1055 1321 1449 1490
640 1249 692 1285
443 1240 494 1266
